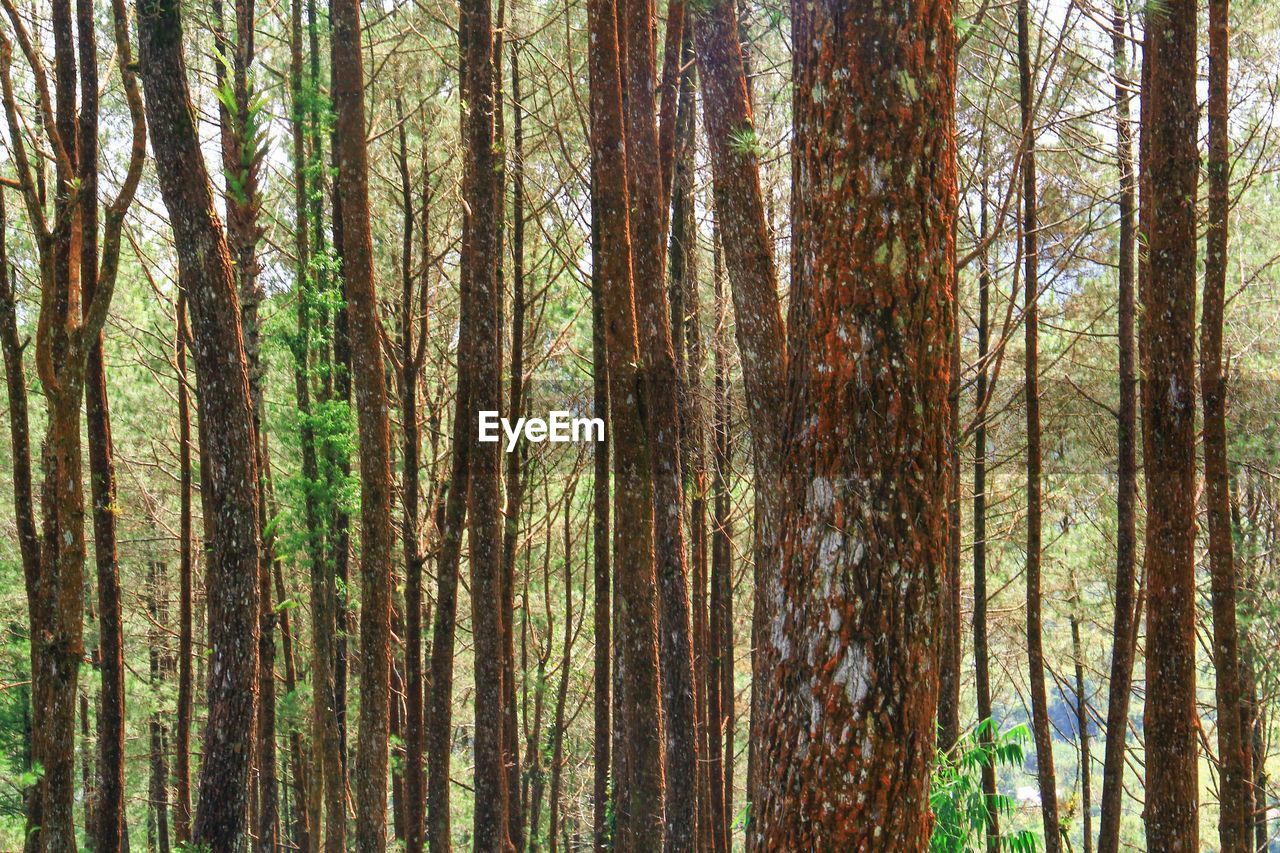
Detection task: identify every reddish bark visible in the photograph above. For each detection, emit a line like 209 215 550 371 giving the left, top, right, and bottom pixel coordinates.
1204 0 1251 845
617 0 700 840
1139 0 1200 845
752 0 955 846
587 0 667 843
330 0 398 844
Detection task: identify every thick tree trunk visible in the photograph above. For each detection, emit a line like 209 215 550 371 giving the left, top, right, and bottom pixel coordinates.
751 0 954 844
137 0 263 843
1140 0 1200 844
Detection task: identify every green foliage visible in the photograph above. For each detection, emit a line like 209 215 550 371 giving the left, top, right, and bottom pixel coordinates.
930 720 1040 853
727 125 762 158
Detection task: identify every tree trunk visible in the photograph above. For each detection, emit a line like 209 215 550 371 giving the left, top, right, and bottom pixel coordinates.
1203 0 1250 844
137 0 263 843
973 182 999 853
751 0 954 844
1096 2 1140 848
1017 1 1061 844
1140 0 1200 844
709 234 733 853
148 562 172 853
1070 597 1093 853
589 184 612 853
586 0 667 843
617 0 700 842
174 292 194 846
330 0 398 844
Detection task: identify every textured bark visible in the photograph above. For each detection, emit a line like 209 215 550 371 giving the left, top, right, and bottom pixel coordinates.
458 0 511 841
939 263 963 754
174 293 194 845
75 0 127 842
1203 0 1251 845
0 191 38 626
751 0 954 844
1018 1 1060 844
330 0 398 844
669 31 712 850
1139 0 1200 844
587 0 667 843
1096 2 1139 848
0 0 141 842
617 0 699 841
692 9 786 825
137 0 263 842
213 0 279 843
589 191 611 853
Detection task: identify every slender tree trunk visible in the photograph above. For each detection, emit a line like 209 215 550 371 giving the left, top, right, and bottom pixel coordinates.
589 185 612 853
502 45 530 853
1070 596 1094 853
457 0 511 842
547 482 579 853
1140 0 1200 843
396 93 428 853
137 0 262 843
1097 2 1139 849
973 183 999 853
330 0 398 844
709 234 733 853
174 292 194 846
148 562 172 853
1204 0 1250 845
1018 2 1061 845
751 0 954 843
426 286 474 852
74 0 128 842
692 12 786 835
